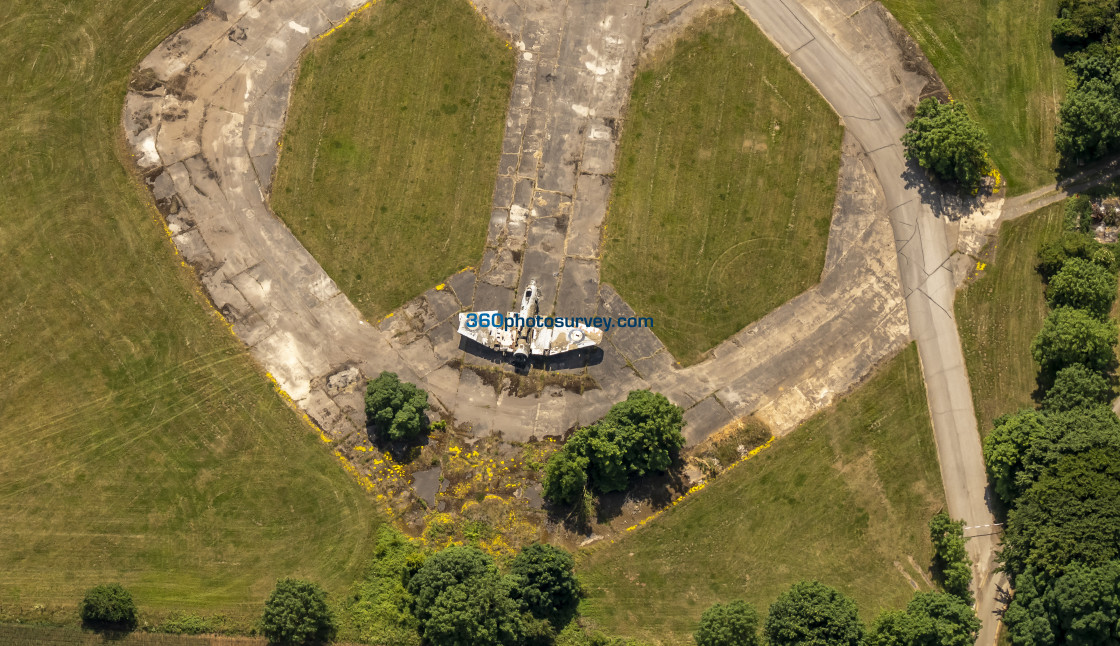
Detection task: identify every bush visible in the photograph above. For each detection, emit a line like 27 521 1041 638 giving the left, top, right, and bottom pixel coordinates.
365 371 429 440
261 578 337 646
543 449 589 506
1065 194 1094 232
901 98 991 187
346 527 423 646
79 583 138 631
543 390 685 504
1043 363 1113 412
694 600 761 646
159 613 215 635
764 581 864 646
1031 306 1118 374
510 543 581 628
1046 257 1118 317
929 512 974 603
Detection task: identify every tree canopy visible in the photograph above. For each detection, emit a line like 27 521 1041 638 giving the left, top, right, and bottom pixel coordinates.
1001 447 1120 579
901 98 991 187
261 579 337 646
542 390 685 504
1005 560 1120 644
406 546 535 646
1046 257 1118 317
365 371 429 440
1042 363 1113 412
867 592 980 646
764 581 864 646
509 543 581 628
79 583 138 631
1031 306 1118 375
694 600 761 646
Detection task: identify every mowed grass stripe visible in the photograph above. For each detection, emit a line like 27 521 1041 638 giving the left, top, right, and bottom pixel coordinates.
956 204 1064 434
0 0 380 626
881 0 1065 194
602 10 842 365
577 344 945 644
271 0 514 321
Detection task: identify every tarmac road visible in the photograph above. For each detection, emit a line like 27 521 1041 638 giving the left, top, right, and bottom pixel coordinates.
733 1 1005 643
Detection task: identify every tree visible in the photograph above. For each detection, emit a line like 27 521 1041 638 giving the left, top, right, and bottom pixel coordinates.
407 546 528 646
544 390 685 502
868 592 980 646
1042 363 1113 412
509 543 581 628
542 448 589 506
1001 447 1120 579
79 583 138 631
365 371 429 440
1037 232 1104 279
567 424 630 493
902 98 991 187
1005 561 1120 645
983 410 1048 506
602 389 686 477
261 579 337 646
1051 0 1120 42
929 512 973 603
694 600 761 646
764 581 864 646
1031 306 1118 374
1057 78 1120 161
1046 257 1118 317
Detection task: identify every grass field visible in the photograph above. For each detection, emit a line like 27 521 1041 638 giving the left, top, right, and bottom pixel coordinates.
601 10 843 365
0 0 381 626
271 0 513 321
577 345 945 644
955 204 1063 434
880 0 1065 194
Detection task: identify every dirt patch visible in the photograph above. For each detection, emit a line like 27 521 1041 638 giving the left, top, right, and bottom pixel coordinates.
451 360 600 397
640 0 736 64
868 2 949 110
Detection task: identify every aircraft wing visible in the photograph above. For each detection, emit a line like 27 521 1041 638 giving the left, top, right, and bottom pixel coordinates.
457 311 515 351
531 323 604 355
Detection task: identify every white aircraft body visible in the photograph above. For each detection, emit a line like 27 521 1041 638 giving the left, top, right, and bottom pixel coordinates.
457 280 603 368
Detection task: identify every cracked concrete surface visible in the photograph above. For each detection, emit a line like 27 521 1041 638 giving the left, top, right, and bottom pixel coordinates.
123 0 919 453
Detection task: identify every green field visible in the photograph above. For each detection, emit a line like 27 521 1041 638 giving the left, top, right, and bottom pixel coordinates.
955 204 1063 434
271 0 513 321
577 345 945 644
601 10 843 365
0 0 380 626
881 0 1065 194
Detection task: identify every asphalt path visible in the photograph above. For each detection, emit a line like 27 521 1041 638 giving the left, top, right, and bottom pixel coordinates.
732 1 1004 642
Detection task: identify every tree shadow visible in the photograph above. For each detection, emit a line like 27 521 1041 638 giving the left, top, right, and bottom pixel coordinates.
900 158 989 222
365 417 432 464
81 625 134 641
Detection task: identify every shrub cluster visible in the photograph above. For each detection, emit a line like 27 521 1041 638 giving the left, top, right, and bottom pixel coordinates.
694 581 977 646
542 390 685 506
79 583 138 632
